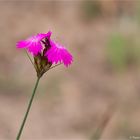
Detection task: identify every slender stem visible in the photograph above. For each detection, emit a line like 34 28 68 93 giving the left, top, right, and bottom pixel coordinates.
24 50 36 69
16 77 40 140
49 63 62 71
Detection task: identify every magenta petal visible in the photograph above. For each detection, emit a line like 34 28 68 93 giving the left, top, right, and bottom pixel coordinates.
16 40 29 48
45 41 73 67
16 34 45 55
28 41 42 55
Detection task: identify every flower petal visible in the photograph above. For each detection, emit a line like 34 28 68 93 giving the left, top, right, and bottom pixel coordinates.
16 34 45 55
28 41 42 55
16 40 29 48
45 41 73 67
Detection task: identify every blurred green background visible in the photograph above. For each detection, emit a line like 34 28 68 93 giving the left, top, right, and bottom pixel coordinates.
1 1 140 140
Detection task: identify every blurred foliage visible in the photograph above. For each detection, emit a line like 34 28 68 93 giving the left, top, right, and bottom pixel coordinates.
81 1 102 21
135 4 140 24
107 33 140 72
107 33 128 71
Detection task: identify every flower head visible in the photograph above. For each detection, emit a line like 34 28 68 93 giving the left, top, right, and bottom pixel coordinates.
16 31 73 77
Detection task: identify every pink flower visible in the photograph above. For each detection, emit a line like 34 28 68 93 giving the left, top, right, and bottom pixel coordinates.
17 31 73 67
16 33 51 55
45 41 73 67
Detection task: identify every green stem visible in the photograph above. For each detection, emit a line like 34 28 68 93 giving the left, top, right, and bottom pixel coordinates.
49 63 62 71
24 50 36 69
16 77 40 140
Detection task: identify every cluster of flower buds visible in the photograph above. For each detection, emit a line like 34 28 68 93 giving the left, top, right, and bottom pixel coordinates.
16 31 73 78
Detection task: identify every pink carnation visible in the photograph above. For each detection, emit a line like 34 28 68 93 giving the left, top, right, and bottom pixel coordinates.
16 31 73 67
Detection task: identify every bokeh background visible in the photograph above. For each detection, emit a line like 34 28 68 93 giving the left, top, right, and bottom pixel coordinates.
1 0 140 140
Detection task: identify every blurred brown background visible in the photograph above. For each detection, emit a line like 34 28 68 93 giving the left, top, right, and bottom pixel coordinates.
0 0 140 140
